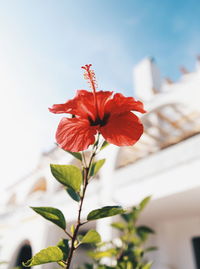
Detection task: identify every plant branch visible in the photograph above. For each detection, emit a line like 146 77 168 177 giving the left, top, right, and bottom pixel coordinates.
64 230 73 239
65 134 100 268
66 146 98 268
66 168 88 268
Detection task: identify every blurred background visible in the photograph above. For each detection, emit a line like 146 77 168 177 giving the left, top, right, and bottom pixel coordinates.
0 0 200 269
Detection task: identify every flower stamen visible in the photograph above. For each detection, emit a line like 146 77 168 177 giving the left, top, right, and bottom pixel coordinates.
82 64 99 116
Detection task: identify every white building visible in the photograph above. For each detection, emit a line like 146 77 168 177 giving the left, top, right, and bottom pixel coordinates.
1 57 200 269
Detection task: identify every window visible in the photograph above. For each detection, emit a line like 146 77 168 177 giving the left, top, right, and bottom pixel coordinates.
192 237 200 269
14 244 32 269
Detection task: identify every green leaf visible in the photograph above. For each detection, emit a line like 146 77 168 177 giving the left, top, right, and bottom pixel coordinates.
95 265 114 269
65 151 82 161
84 264 94 269
111 222 127 230
66 188 80 202
100 141 109 151
122 206 141 223
133 247 143 257
141 262 153 269
57 261 66 268
136 226 154 240
81 230 101 244
50 164 82 192
121 212 134 223
57 239 69 260
126 261 133 269
87 206 125 221
89 159 105 177
144 246 158 253
70 224 75 235
139 196 151 211
121 234 140 245
88 248 117 259
137 226 154 235
23 246 63 267
31 207 66 230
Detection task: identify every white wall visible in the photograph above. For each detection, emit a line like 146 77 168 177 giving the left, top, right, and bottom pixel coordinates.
149 216 200 269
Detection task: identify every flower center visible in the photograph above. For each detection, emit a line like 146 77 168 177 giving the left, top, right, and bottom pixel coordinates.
89 113 110 127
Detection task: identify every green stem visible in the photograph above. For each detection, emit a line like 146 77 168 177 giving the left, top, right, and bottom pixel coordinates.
66 145 98 268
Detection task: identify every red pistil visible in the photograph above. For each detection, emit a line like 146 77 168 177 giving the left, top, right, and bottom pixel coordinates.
82 64 99 117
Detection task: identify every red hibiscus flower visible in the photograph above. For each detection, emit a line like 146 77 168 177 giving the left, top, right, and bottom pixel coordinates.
49 64 146 152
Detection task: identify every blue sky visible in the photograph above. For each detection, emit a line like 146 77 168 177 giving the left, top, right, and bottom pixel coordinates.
0 0 200 189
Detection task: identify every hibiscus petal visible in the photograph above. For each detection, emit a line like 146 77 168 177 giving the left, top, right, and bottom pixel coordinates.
56 117 97 152
105 93 146 115
49 90 96 120
100 112 144 146
96 91 113 120
49 90 113 122
74 90 112 121
48 100 75 114
48 90 91 115
73 90 96 120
